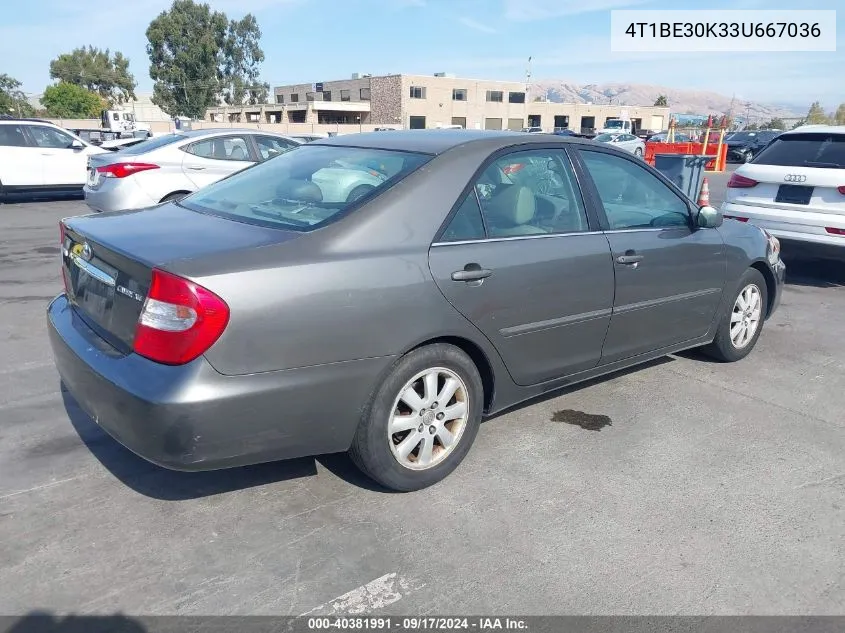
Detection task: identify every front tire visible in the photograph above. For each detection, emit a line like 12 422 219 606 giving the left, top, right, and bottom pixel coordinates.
349 343 483 491
701 268 768 362
634 147 643 157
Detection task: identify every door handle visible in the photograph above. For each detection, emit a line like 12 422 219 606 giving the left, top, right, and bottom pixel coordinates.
187 166 206 171
616 252 644 265
451 264 493 282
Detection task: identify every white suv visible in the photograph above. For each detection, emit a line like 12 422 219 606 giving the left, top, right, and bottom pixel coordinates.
721 125 845 252
0 119 107 200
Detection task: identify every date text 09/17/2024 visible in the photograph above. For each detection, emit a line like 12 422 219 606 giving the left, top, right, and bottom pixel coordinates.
306 617 528 630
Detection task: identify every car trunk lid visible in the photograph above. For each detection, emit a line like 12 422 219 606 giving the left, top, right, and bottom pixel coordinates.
727 163 845 216
61 203 301 353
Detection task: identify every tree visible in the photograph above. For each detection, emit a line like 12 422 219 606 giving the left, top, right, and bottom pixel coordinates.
41 82 104 118
50 46 136 105
805 101 830 125
146 0 268 118
0 74 35 117
222 14 267 105
745 122 759 130
834 103 845 125
763 117 784 130
654 94 668 107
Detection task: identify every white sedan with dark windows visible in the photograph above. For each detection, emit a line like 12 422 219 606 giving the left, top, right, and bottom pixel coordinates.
721 125 845 254
0 119 107 200
594 133 645 157
83 129 303 213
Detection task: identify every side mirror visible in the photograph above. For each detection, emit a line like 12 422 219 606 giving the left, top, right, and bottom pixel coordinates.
70 139 85 150
697 205 723 229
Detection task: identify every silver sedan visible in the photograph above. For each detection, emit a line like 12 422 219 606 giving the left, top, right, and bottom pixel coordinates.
594 133 645 157
83 129 303 213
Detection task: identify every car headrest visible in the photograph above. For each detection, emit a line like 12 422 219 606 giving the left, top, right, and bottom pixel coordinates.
486 185 536 226
229 145 246 160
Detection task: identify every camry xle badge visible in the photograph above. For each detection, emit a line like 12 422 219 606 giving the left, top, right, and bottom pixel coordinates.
116 285 144 302
784 174 807 183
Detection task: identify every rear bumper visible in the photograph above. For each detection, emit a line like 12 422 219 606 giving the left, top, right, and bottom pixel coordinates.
84 177 158 213
48 294 392 471
722 201 845 249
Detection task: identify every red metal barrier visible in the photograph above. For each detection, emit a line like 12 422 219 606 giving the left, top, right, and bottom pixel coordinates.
644 142 727 172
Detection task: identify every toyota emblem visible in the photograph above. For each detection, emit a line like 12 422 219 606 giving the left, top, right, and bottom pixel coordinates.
81 242 93 261
784 174 807 183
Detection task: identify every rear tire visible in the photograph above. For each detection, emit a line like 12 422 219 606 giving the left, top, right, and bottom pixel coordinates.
701 268 768 362
349 343 483 492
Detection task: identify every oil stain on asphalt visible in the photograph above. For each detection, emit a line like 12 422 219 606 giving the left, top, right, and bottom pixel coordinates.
551 409 612 431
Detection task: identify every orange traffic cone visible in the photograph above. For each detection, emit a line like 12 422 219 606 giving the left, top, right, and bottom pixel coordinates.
698 177 710 206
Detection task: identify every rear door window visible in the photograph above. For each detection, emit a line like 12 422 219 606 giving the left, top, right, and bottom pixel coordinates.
0 125 29 147
753 133 845 168
186 135 253 162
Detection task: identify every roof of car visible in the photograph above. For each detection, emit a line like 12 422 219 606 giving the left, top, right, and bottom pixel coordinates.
311 129 591 155
784 125 845 135
174 128 300 139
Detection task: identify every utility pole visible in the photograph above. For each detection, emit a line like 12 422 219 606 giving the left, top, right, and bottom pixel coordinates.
525 56 532 100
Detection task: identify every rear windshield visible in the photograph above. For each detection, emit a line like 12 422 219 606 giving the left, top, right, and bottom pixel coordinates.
594 133 618 142
118 133 186 155
753 132 845 168
180 145 431 231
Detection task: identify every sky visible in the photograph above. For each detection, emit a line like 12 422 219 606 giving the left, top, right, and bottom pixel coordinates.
1 0 842 109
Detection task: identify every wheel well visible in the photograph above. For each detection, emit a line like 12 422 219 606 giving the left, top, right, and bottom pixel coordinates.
410 336 495 413
750 261 777 318
160 191 191 203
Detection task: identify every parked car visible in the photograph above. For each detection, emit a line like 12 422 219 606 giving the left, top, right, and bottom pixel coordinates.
721 125 845 254
646 131 694 143
49 130 784 492
724 130 782 163
83 129 303 213
593 132 646 157
522 126 544 133
553 128 578 136
0 119 108 200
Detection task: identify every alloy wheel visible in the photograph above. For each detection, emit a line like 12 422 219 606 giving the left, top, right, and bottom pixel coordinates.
388 367 470 471
730 284 762 349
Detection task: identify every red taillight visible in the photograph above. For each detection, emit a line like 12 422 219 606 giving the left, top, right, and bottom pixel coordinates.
59 222 70 294
727 173 758 188
724 215 750 222
837 186 845 195
133 269 230 365
96 162 160 179
825 227 845 236
502 163 525 175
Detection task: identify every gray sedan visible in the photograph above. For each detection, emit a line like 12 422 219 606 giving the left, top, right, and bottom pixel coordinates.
49 130 785 492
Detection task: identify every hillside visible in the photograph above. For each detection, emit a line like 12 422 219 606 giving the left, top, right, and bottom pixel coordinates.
529 80 802 120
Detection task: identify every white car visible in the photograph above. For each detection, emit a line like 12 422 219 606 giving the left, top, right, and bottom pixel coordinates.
721 125 845 252
0 119 107 200
594 132 645 157
83 129 303 213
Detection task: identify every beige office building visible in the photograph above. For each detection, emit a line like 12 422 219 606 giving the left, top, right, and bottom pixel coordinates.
206 73 670 135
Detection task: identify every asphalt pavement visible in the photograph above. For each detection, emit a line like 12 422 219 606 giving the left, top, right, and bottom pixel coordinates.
1 188 844 617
